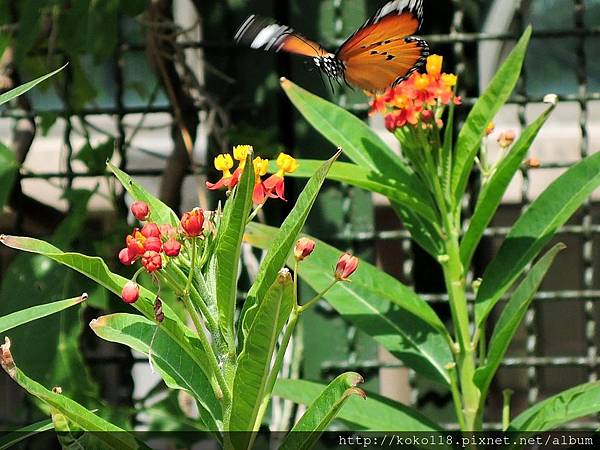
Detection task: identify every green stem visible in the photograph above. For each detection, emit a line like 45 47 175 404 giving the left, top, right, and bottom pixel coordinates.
502 389 513 431
254 308 300 430
297 280 337 314
441 217 480 431
181 293 231 404
247 200 266 224
446 362 465 430
185 237 197 295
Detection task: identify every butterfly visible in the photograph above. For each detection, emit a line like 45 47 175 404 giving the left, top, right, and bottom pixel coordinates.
234 0 429 93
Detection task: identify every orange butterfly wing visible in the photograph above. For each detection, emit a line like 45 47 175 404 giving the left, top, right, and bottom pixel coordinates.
235 15 327 58
337 1 428 92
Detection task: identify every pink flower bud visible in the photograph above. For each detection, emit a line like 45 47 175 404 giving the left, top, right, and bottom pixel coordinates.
498 130 516 148
160 224 177 239
334 253 359 281
294 237 315 261
142 251 162 273
144 236 162 253
121 281 140 304
421 109 434 123
141 222 161 238
163 238 181 257
131 201 150 221
118 247 137 266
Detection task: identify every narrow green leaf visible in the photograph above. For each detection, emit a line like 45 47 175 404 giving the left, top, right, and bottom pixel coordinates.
239 151 340 344
245 223 453 385
281 78 406 177
473 244 565 399
475 151 600 326
0 65 66 107
90 313 222 430
280 373 365 450
0 419 53 450
281 160 438 225
390 201 444 258
229 274 294 449
0 294 86 333
451 27 532 204
460 103 556 268
0 235 222 403
216 156 254 346
0 143 18 210
0 340 144 450
509 381 600 431
107 161 179 227
274 378 442 431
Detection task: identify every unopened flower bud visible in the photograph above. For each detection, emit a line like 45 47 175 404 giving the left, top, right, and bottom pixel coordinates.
118 247 136 266
498 130 516 148
141 222 161 238
485 122 495 136
131 201 150 221
160 224 177 239
525 157 541 169
181 208 204 237
121 281 140 304
421 109 434 123
142 251 162 273
144 236 162 253
294 237 315 261
334 253 359 281
163 238 181 257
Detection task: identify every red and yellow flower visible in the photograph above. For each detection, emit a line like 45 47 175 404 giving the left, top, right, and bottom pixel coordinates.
369 54 461 132
263 153 299 201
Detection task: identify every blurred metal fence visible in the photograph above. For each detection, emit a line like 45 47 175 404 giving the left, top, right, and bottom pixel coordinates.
1 0 600 431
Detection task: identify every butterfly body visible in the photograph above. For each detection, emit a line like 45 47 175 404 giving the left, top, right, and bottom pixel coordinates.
235 0 429 93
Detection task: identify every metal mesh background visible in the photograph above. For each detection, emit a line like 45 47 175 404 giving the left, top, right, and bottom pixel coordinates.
1 0 599 430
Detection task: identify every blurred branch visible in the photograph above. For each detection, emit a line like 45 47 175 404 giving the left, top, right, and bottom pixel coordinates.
146 0 199 213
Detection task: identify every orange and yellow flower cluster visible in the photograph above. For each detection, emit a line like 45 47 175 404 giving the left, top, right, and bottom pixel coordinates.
369 55 461 132
206 145 298 204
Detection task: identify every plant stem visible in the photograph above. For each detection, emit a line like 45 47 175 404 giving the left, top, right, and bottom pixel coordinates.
185 237 197 295
441 213 480 431
297 280 337 314
447 362 465 430
502 389 513 431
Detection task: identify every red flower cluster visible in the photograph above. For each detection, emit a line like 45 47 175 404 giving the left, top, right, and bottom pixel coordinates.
118 201 207 304
369 54 461 132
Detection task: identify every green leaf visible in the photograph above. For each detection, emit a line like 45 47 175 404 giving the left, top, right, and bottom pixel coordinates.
0 340 144 450
229 273 294 449
281 78 406 177
475 150 600 326
390 201 443 258
451 27 532 205
245 223 453 385
90 313 222 430
0 418 53 450
473 244 565 399
239 151 340 344
460 102 556 268
0 65 66 107
0 294 86 333
280 373 366 450
0 235 222 404
274 378 442 431
75 139 115 174
509 381 600 431
281 160 438 225
215 156 254 346
107 161 179 227
0 143 18 210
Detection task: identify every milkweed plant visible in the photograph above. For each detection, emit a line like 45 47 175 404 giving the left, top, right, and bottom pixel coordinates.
2 25 600 449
